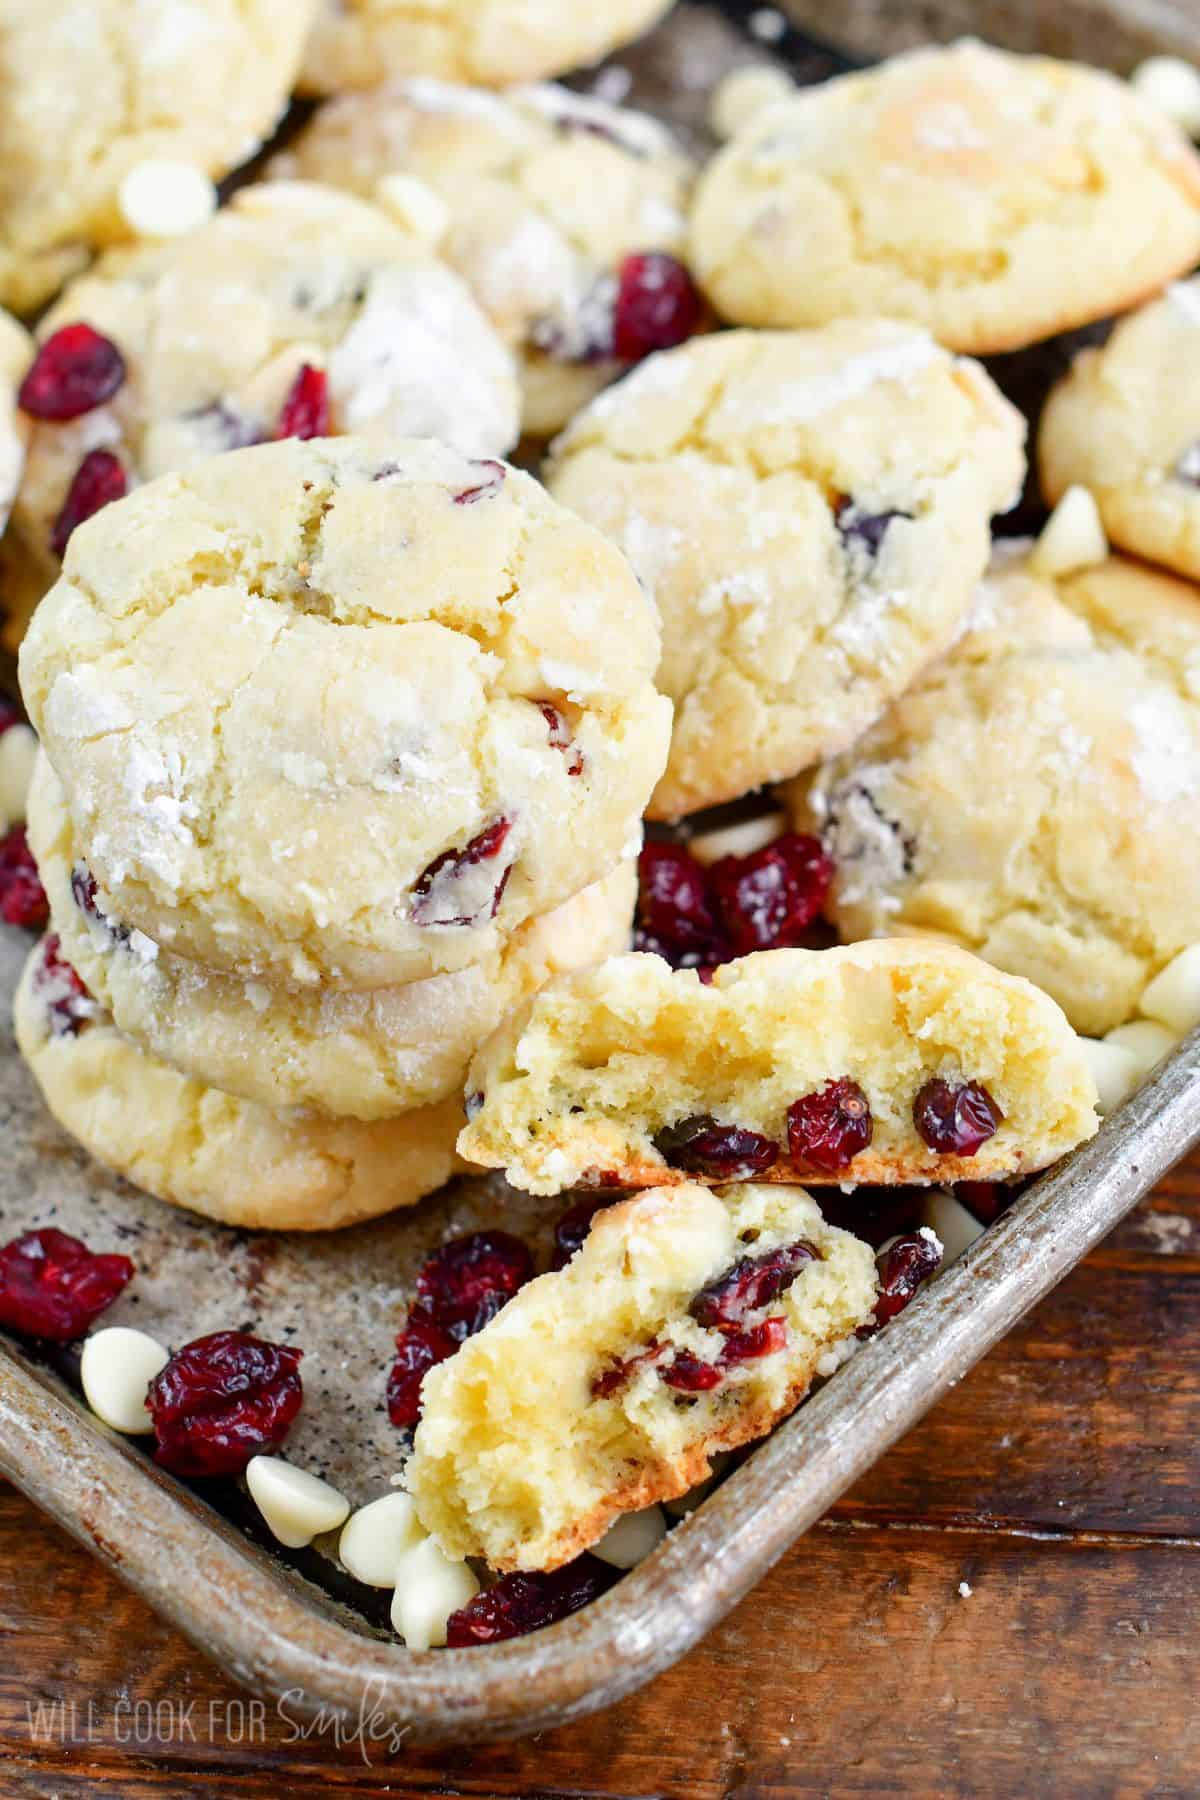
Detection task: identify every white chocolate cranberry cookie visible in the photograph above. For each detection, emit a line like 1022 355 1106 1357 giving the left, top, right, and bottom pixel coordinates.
0 308 30 532
410 1182 877 1572
547 323 1026 818
273 82 699 436
793 550 1200 1036
298 0 674 96
14 937 464 1231
1039 280 1200 581
458 942 1098 1194
689 41 1200 352
32 749 635 1118
0 0 316 314
5 181 520 639
21 436 669 989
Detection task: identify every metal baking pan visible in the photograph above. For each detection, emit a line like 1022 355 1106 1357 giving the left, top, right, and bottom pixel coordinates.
2 0 1199 1746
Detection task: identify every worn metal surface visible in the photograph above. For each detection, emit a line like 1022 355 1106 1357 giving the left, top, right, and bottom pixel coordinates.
1 0 1198 1748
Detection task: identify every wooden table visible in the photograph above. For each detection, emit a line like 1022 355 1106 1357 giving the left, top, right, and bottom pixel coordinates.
2 1155 1198 1800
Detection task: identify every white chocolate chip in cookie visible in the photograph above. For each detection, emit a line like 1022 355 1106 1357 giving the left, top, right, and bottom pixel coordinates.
118 160 218 240
1029 486 1108 579
390 1536 479 1651
80 1326 170 1435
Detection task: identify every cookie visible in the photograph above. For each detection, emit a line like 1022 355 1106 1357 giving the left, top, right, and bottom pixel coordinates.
14 936 464 1231
21 435 670 989
793 549 1200 1036
273 82 698 436
689 40 1200 353
0 0 316 314
297 0 674 97
33 748 635 1118
6 181 521 639
0 308 30 532
546 323 1026 819
1039 280 1200 581
458 941 1098 1194
409 1181 877 1572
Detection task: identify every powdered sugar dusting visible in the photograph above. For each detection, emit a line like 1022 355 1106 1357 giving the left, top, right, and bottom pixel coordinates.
740 332 940 426
1128 695 1200 805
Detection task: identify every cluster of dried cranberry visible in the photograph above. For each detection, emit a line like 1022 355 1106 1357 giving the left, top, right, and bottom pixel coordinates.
387 1229 534 1428
635 831 834 973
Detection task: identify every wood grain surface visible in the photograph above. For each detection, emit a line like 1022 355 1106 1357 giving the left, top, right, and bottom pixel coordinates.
2 1156 1198 1798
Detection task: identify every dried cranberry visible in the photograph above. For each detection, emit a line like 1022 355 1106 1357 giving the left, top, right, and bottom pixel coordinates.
660 1347 723 1391
386 1314 458 1428
834 500 913 558
867 1233 943 1330
957 1180 1013 1225
539 703 583 776
786 1078 873 1173
147 1329 303 1478
613 254 703 363
0 1228 134 1343
275 364 329 440
634 841 727 969
689 1239 819 1330
652 1114 778 1181
19 324 125 420
411 817 514 928
592 1340 665 1399
32 935 93 1037
0 826 48 929
913 1079 1003 1157
445 1555 616 1646
50 450 127 557
708 833 833 956
550 1196 619 1271
719 1316 788 1365
453 460 506 505
415 1229 533 1340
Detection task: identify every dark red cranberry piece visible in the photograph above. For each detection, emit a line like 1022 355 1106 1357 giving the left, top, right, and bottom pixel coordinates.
453 460 506 505
275 364 329 440
652 1113 778 1181
660 1347 724 1391
33 935 93 1037
415 1229 533 1340
689 1239 819 1330
708 833 833 957
0 1227 134 1343
19 324 126 421
613 253 703 363
539 703 583 776
634 840 728 969
719 1315 788 1365
550 1196 620 1271
787 1078 873 1174
50 450 127 558
445 1554 616 1646
147 1329 303 1478
592 1340 664 1399
0 825 48 929
834 499 914 558
411 817 514 928
913 1079 1003 1157
386 1314 458 1428
866 1232 943 1331
956 1180 1012 1225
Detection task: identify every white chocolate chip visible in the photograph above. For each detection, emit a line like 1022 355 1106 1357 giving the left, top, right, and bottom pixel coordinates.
1078 1036 1141 1115
339 1491 424 1587
118 160 217 240
0 724 38 831
80 1326 169 1435
688 811 787 866
918 1189 986 1265
1102 1018 1180 1082
374 173 451 246
1137 945 1200 1035
246 1456 351 1550
591 1505 668 1569
709 65 796 139
1028 486 1108 580
1131 57 1200 137
390 1536 479 1651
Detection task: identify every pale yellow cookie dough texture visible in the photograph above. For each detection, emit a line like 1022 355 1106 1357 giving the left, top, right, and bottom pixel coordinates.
1039 280 1200 581
410 1182 877 1572
547 321 1026 819
274 80 696 436
689 40 1200 351
298 0 674 95
458 941 1098 1194
21 436 669 991
792 550 1200 1036
0 0 316 313
4 181 521 640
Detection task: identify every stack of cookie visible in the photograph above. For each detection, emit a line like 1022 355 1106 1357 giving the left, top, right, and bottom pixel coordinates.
14 433 671 1228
